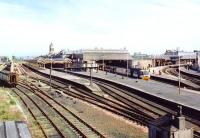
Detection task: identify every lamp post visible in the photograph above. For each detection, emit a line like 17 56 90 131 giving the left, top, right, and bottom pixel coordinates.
178 55 181 94
77 58 80 71
126 53 129 78
89 67 93 86
49 58 53 92
102 54 104 71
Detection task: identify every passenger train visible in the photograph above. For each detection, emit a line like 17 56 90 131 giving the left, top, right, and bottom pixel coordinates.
103 66 150 80
131 68 150 80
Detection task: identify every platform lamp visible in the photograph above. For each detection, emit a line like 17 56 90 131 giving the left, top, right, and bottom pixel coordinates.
102 54 104 71
178 55 182 95
49 57 53 92
126 52 129 78
89 66 93 86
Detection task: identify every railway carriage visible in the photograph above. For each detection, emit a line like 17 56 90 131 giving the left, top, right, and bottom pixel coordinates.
105 66 150 80
0 70 18 86
115 67 130 76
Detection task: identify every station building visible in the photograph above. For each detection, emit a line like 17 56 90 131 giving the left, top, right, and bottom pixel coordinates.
70 49 132 71
35 44 132 71
152 50 196 67
33 44 200 72
35 44 73 69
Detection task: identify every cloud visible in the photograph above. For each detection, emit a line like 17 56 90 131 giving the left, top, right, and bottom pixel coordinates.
0 0 200 56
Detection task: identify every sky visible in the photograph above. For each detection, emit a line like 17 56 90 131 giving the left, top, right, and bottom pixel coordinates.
0 0 200 57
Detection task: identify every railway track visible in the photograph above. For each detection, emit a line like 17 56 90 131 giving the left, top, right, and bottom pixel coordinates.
164 67 200 85
14 86 65 138
21 65 155 125
94 80 173 116
14 80 105 138
93 79 200 134
62 69 200 137
31 73 154 125
21 65 200 137
13 88 48 138
179 70 200 85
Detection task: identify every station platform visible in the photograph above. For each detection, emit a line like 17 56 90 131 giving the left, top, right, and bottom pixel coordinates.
41 69 89 85
69 70 200 111
32 67 101 92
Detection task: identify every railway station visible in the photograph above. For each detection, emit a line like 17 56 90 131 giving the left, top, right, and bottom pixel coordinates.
32 44 133 72
1 1 200 137
33 45 200 76
1 47 200 138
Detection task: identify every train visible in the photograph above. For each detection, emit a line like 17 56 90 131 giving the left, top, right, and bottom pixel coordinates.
131 68 150 80
0 70 18 87
102 66 151 80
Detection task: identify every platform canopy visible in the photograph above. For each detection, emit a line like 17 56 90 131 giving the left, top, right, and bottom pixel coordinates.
81 49 132 61
37 58 72 64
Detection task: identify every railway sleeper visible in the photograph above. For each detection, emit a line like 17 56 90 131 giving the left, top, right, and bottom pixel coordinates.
29 86 102 137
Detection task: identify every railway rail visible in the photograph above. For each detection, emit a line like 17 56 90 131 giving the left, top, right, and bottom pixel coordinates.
178 69 200 85
13 80 105 138
26 70 155 125
14 86 63 138
93 79 200 135
58 67 200 137
164 67 200 86
21 65 156 124
13 88 47 138
21 64 200 138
